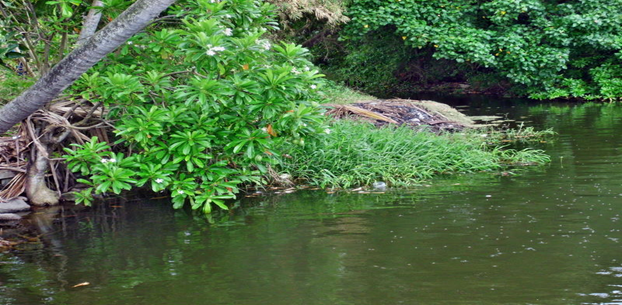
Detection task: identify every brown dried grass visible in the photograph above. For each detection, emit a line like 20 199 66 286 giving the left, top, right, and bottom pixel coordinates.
325 99 476 132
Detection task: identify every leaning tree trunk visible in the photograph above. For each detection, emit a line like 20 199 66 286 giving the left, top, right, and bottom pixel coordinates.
77 0 104 46
0 0 177 135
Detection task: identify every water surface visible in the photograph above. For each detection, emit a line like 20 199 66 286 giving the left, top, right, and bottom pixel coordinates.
2 100 622 304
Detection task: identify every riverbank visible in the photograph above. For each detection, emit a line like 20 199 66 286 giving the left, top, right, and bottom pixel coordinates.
0 71 552 214
268 85 552 189
275 116 551 189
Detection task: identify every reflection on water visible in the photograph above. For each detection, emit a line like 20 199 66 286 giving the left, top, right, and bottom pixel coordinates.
3 101 622 304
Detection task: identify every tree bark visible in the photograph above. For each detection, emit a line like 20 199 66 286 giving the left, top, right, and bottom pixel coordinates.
26 141 59 206
77 0 104 46
0 0 177 135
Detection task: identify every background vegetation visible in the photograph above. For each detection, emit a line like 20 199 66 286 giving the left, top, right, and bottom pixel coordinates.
307 0 622 100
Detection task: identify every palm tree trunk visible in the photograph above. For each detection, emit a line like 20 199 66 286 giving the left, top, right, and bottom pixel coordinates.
0 0 177 135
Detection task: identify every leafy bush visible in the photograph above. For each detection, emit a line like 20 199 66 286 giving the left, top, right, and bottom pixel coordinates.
63 0 328 212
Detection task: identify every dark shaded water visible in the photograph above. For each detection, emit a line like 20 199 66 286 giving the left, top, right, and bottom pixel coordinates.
3 99 622 304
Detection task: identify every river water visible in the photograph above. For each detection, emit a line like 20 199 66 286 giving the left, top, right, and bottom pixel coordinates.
2 98 622 304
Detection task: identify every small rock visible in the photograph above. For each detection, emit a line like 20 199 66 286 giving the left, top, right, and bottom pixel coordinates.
0 198 31 213
372 181 387 191
0 170 16 187
0 213 21 221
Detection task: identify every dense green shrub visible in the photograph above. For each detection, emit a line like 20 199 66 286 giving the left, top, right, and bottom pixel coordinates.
339 0 622 99
63 0 328 212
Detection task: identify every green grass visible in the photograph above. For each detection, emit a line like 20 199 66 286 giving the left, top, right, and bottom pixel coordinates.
277 120 551 188
319 79 376 104
0 67 32 105
498 123 556 142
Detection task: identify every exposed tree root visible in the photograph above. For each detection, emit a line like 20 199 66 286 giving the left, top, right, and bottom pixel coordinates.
0 99 108 206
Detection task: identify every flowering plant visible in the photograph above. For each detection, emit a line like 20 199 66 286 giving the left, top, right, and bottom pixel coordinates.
63 0 328 212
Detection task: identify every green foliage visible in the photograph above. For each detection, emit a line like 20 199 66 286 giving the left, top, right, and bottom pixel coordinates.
496 123 556 143
0 25 25 70
0 0 133 75
340 0 622 99
321 31 413 95
269 0 350 28
63 138 140 205
276 120 550 188
0 0 88 74
64 0 328 213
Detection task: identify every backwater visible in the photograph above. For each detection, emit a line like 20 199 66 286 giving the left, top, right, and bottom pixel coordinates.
2 97 622 304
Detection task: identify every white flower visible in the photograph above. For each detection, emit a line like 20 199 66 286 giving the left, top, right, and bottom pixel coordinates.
324 129 331 134
258 40 271 50
205 44 225 56
225 14 232 18
261 127 268 132
292 68 301 75
223 28 233 36
127 41 133 45
310 84 317 89
155 178 164 184
303 66 311 71
100 158 108 164
177 190 184 195
108 158 117 163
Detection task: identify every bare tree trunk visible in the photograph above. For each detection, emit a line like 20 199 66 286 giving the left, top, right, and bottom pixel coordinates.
0 0 177 135
26 142 59 206
77 0 104 46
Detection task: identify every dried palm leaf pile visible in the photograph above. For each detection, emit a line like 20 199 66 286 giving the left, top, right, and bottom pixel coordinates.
325 99 477 132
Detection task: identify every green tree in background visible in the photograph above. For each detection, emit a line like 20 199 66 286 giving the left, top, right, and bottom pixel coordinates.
339 0 622 99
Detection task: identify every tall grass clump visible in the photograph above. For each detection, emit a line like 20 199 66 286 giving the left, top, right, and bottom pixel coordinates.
278 120 550 188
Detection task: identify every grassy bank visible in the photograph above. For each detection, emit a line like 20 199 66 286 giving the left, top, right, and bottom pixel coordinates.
276 119 551 189
0 68 33 106
320 80 376 104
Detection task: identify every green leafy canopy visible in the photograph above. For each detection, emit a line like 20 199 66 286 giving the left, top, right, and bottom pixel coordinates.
342 0 622 99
